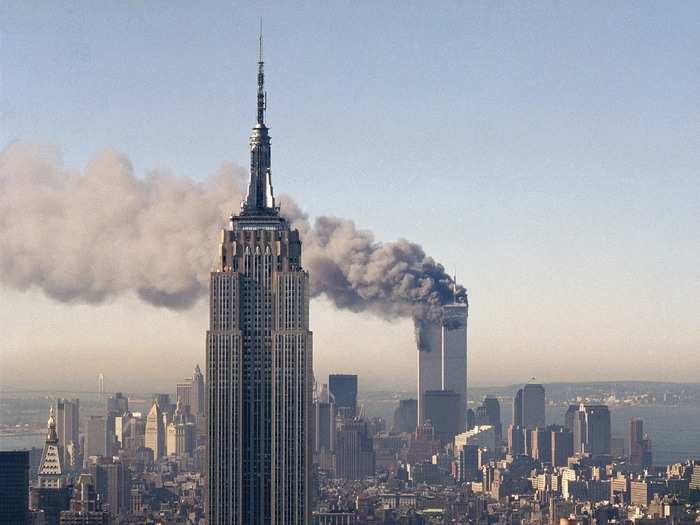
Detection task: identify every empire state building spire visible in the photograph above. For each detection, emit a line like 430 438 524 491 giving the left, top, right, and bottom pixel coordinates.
256 24 265 126
241 24 278 216
208 30 312 523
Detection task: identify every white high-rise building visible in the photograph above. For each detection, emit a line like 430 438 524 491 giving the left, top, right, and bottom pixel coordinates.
442 302 468 432
417 321 442 425
144 402 165 460
192 364 205 417
417 300 468 432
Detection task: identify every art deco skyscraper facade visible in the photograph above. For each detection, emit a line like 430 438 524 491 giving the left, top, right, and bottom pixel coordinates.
192 364 205 417
144 402 165 461
207 37 313 525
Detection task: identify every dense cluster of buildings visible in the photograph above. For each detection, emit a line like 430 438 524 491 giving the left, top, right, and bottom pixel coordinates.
0 366 207 524
310 382 700 524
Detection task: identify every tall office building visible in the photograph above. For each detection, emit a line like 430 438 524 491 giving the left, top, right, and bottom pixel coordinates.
531 428 552 463
0 451 30 525
166 400 196 457
392 399 418 433
466 408 475 430
56 398 80 469
144 402 165 460
85 416 111 460
564 404 578 432
313 387 335 473
585 404 611 457
106 393 128 416
572 404 611 457
334 419 375 481
512 389 523 427
86 458 129 518
478 396 502 441
192 364 205 417
507 425 525 455
206 36 312 524
417 320 442 424
177 366 206 415
114 413 131 448
152 394 173 417
457 444 480 482
629 418 652 467
417 298 468 431
454 425 497 452
522 383 545 429
329 374 358 418
59 473 111 525
423 390 460 445
551 427 574 467
441 301 468 432
176 379 194 411
102 462 128 517
314 399 336 454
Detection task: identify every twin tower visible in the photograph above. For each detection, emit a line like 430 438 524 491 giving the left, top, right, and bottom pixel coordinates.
417 301 469 437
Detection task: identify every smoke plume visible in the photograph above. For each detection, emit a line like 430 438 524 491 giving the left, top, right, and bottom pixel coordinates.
0 143 465 325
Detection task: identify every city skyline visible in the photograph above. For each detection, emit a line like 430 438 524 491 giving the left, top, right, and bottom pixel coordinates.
2 5 700 523
2 3 700 393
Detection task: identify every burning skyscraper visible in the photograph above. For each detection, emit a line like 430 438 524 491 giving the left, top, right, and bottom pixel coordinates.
417 295 468 432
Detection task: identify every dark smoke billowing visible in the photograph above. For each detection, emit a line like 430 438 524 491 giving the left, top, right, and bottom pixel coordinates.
0 143 465 328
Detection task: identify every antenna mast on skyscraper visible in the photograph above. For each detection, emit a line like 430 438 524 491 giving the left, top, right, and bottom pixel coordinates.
257 17 266 125
453 271 457 304
259 17 263 62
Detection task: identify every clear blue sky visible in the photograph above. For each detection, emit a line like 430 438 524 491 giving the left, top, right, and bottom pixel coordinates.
1 2 699 391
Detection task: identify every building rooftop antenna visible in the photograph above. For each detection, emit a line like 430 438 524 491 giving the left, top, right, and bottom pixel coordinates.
453 270 458 304
256 17 266 125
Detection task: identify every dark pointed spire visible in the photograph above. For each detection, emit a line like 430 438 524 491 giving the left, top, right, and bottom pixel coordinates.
241 22 278 217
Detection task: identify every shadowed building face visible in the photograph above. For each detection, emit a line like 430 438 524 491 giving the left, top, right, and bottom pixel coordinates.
329 374 358 419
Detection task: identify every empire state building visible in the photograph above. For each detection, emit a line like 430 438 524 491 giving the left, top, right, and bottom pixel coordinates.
206 35 313 524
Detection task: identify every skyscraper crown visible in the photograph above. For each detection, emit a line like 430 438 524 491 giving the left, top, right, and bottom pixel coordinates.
241 25 278 216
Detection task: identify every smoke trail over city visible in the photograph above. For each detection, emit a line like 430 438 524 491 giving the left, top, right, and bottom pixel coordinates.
0 143 465 327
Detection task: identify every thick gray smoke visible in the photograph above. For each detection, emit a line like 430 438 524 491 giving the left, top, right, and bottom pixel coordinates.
0 143 465 325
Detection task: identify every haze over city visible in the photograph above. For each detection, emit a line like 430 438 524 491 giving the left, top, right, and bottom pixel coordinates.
1 2 699 393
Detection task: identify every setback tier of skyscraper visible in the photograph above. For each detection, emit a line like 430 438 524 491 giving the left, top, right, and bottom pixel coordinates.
206 34 313 524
